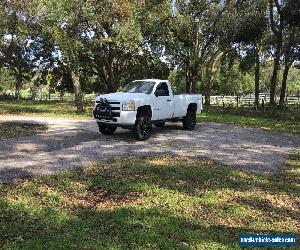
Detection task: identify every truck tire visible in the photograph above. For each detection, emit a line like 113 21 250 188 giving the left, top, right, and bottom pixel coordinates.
182 110 196 130
135 115 152 140
98 124 117 135
154 122 165 128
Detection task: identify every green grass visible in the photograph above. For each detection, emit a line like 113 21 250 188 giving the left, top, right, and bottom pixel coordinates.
199 109 300 134
0 154 299 249
1 100 299 134
0 122 47 139
0 100 93 119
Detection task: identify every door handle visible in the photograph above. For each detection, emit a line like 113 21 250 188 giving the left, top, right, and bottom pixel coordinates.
167 99 171 102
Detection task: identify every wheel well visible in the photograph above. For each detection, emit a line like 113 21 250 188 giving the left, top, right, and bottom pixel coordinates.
187 103 197 112
137 105 152 118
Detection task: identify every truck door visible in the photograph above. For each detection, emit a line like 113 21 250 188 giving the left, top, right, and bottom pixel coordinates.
153 82 173 120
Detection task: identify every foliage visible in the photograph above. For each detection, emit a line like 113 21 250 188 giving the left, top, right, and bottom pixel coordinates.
216 59 254 95
0 0 299 108
0 67 15 93
286 66 300 95
259 61 300 95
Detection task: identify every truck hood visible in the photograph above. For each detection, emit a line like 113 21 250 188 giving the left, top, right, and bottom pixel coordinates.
96 92 150 103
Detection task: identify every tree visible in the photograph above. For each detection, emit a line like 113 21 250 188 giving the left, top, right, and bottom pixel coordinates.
48 63 73 98
279 0 300 106
32 0 97 112
141 0 232 103
225 0 267 107
217 58 254 95
171 1 232 98
0 0 53 100
1 6 33 100
268 0 284 107
279 29 300 106
0 1 8 67
87 0 144 93
0 68 15 93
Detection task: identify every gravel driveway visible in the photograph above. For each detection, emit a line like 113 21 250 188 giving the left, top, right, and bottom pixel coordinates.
0 115 299 183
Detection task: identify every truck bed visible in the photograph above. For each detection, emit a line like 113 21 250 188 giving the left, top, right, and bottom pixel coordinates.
173 94 202 118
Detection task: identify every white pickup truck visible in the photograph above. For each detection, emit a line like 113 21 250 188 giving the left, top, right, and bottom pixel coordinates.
93 79 202 140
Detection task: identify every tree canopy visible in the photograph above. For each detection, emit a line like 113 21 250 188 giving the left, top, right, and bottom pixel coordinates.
0 0 299 110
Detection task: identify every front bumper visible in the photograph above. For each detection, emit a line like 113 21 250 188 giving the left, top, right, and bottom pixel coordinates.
93 108 137 126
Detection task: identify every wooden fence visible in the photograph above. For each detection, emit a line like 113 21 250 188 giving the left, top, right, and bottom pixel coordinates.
5 92 300 109
208 94 300 107
33 93 97 102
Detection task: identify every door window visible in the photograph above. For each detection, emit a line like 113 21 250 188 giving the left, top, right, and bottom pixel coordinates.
155 82 169 96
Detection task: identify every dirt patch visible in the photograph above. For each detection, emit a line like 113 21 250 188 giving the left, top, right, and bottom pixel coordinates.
0 115 299 183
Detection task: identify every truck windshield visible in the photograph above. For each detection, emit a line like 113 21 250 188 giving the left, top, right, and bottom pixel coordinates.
121 81 155 94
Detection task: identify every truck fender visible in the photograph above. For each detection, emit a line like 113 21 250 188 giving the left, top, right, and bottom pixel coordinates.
136 105 152 119
187 103 197 113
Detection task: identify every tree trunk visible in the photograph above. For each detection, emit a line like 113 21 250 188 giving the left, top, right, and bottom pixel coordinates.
31 87 37 101
279 62 291 107
204 71 212 106
185 62 193 93
254 42 260 109
204 63 213 106
185 78 192 94
60 91 65 101
107 80 118 93
102 61 119 93
70 69 84 113
279 37 293 107
268 1 283 107
15 84 21 101
190 67 199 93
15 69 22 101
204 51 224 106
269 39 282 107
107 65 118 93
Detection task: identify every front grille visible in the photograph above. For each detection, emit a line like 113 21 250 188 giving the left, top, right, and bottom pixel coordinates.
94 100 121 120
96 101 120 105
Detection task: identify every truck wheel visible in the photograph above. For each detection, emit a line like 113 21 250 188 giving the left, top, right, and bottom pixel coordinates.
182 110 196 130
154 122 165 128
135 116 152 140
98 124 117 135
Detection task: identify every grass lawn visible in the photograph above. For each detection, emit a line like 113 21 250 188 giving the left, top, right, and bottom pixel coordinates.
0 122 47 139
1 100 299 134
0 154 299 249
0 100 93 119
198 109 300 135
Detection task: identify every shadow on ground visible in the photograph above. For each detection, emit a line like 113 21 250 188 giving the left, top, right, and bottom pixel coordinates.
0 155 299 249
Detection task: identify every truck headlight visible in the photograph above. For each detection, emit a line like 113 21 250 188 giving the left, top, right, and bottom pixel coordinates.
122 100 135 111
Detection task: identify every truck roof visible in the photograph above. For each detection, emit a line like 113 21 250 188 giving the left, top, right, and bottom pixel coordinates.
133 79 168 82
